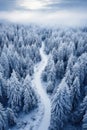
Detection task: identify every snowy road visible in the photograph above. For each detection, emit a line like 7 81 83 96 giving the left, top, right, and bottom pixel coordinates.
33 42 51 130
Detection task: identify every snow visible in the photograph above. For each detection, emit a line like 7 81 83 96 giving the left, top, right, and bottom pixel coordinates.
33 42 51 130
11 42 51 130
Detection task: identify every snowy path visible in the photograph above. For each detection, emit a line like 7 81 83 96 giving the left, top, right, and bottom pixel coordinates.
11 42 51 130
33 42 51 130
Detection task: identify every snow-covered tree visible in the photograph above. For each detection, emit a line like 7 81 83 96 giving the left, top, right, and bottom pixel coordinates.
0 52 9 78
7 70 22 113
10 51 20 74
52 48 59 63
47 81 54 93
6 108 16 127
55 60 64 79
0 103 7 130
82 110 87 130
71 76 81 110
25 58 34 76
0 64 4 77
42 57 55 82
49 79 72 130
72 53 87 86
65 70 72 88
23 75 38 113
71 95 87 124
66 54 76 73
0 72 7 106
1 23 87 130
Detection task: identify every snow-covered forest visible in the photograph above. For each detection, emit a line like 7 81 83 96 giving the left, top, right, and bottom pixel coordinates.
0 23 87 130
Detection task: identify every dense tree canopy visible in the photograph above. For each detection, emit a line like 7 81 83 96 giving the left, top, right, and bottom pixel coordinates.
0 23 87 130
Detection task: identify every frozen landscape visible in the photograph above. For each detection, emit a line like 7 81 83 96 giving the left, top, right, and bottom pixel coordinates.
0 24 87 130
0 0 87 130
11 41 51 130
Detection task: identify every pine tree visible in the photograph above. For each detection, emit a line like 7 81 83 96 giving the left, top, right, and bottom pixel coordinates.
56 60 64 79
47 81 54 93
65 70 72 88
71 76 81 110
52 48 58 63
0 103 7 130
49 79 72 130
0 64 4 77
23 75 38 113
83 110 87 130
25 58 34 76
7 70 22 113
6 107 16 127
71 95 87 124
66 54 76 73
0 72 7 106
0 52 9 78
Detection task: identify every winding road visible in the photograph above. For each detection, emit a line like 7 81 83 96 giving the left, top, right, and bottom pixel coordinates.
33 42 51 130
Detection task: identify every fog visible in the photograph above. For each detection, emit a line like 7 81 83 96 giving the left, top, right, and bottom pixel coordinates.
0 0 87 26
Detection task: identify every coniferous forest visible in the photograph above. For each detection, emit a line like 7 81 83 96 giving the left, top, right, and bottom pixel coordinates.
0 23 87 130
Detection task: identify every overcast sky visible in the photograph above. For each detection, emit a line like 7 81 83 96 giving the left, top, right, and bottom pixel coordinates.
0 0 87 26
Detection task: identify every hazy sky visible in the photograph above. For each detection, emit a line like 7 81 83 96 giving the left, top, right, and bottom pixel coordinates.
0 0 87 26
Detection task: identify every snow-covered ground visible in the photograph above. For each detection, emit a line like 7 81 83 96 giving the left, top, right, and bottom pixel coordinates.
11 42 51 130
33 42 51 130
